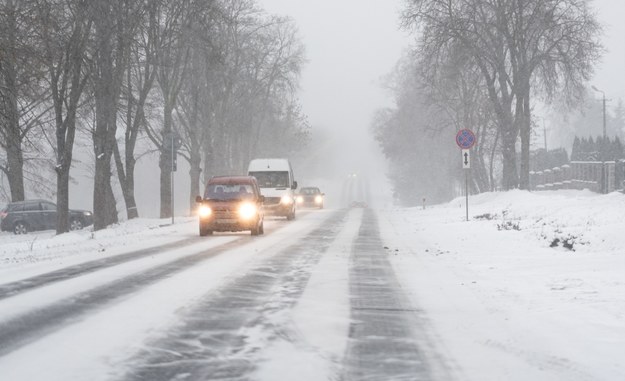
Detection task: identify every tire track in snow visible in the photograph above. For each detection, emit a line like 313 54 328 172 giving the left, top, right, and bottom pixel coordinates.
0 214 312 301
118 210 349 381
0 237 203 300
0 235 254 357
341 208 432 381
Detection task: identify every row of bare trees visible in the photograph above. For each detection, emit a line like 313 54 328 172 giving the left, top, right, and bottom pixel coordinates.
0 0 308 233
375 0 603 205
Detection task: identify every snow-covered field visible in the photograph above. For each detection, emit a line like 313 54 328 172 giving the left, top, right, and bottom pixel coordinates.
379 189 625 380
0 189 623 380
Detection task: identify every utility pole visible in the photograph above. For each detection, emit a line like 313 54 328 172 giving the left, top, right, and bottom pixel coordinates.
543 119 547 152
592 86 608 193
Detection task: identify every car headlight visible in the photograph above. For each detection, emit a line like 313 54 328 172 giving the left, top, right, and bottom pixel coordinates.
239 203 257 220
296 196 303 204
314 195 323 204
83 211 92 216
281 195 294 205
198 205 212 218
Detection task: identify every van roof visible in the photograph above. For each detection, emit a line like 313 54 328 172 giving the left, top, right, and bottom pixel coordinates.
207 176 258 185
248 158 291 171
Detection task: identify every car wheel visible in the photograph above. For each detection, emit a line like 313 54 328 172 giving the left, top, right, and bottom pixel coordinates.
286 209 295 221
199 225 212 237
14 222 28 235
251 225 260 236
70 219 83 231
259 220 264 235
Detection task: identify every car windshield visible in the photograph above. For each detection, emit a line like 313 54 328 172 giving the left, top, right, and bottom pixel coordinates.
204 184 254 200
249 171 289 188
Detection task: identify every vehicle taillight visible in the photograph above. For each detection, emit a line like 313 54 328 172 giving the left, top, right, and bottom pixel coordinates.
0 212 7 219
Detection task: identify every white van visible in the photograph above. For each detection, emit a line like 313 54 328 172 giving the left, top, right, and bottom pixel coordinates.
248 158 298 220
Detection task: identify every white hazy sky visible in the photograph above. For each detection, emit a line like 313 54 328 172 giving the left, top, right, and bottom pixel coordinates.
259 0 410 138
258 0 624 144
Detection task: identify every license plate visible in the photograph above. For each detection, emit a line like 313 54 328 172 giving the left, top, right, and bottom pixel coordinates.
216 219 238 224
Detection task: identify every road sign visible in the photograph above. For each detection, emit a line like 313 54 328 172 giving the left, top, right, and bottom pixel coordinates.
456 129 476 149
163 131 182 150
462 149 470 169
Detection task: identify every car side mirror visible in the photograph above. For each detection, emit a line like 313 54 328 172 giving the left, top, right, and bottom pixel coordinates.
195 196 203 203
292 181 298 190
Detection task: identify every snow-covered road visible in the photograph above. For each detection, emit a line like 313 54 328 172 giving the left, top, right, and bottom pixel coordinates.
0 208 438 380
0 189 624 381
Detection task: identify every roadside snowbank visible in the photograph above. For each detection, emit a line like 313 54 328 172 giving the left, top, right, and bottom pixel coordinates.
0 217 196 283
380 189 625 381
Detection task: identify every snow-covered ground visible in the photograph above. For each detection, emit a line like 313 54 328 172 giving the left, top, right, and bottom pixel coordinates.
379 189 625 380
0 189 623 380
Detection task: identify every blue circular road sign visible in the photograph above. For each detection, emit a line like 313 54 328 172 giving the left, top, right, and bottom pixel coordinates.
456 129 476 149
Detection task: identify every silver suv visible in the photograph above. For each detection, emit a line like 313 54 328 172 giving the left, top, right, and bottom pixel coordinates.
0 199 93 234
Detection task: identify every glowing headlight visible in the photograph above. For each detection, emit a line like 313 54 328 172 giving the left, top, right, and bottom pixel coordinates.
281 195 294 205
238 202 257 220
198 205 212 218
314 195 323 204
296 196 304 204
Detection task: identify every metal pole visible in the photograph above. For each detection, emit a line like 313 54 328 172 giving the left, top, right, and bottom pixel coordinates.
593 86 608 194
171 135 174 225
543 119 547 151
602 93 606 194
465 169 469 221
603 93 607 139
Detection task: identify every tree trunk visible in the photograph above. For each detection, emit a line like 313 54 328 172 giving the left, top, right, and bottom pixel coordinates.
113 143 139 219
92 1 119 230
489 128 500 191
519 85 531 190
6 126 25 201
56 169 70 233
501 127 519 190
3 3 25 202
160 101 173 218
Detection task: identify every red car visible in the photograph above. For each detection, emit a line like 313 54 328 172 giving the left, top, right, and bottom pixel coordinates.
195 176 265 236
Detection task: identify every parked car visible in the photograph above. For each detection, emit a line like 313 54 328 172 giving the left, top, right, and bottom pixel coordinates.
196 176 265 236
0 199 93 234
295 187 324 209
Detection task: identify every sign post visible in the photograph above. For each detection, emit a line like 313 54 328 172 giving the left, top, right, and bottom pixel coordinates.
456 129 476 221
164 132 182 225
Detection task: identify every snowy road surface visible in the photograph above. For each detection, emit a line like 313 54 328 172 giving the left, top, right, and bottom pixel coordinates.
0 208 439 381
1 189 624 380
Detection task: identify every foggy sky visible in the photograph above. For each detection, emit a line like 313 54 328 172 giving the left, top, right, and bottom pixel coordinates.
261 0 624 143
258 0 409 206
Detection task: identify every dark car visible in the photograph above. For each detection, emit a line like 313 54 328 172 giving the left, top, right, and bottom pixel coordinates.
295 187 324 209
0 199 94 234
195 176 265 236
349 201 368 208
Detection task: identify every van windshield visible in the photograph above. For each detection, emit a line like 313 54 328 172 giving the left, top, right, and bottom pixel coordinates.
249 171 289 188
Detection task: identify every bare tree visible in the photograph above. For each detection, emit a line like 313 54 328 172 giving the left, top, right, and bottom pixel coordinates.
0 0 49 202
114 2 157 220
90 0 142 230
35 0 92 234
403 0 602 190
148 0 193 219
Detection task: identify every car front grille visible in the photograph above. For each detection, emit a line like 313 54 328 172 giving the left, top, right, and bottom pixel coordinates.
264 197 281 205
